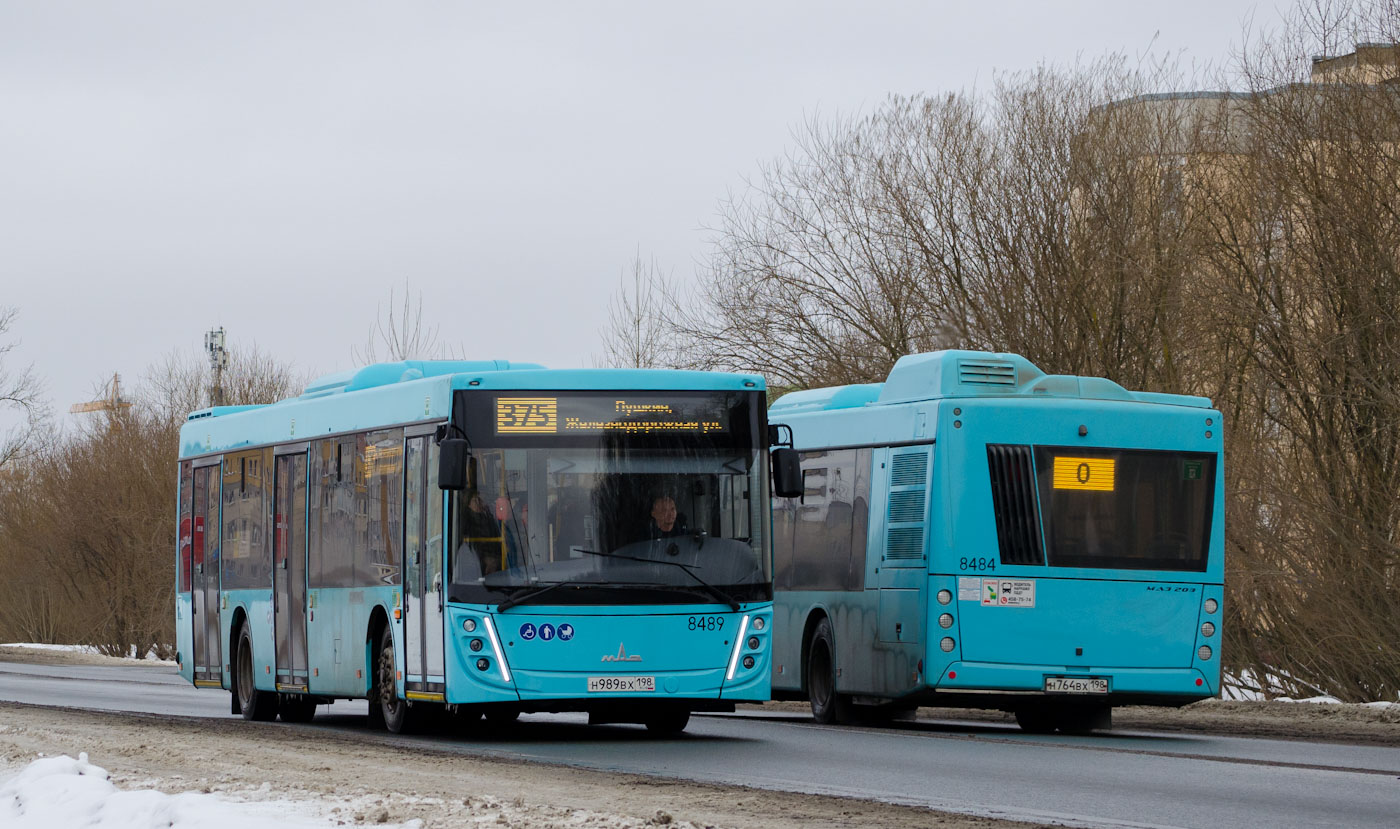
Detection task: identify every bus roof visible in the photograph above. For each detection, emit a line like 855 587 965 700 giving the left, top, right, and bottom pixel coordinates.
769 350 1211 414
178 360 765 459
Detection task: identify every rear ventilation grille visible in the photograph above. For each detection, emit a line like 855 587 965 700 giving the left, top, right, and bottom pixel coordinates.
986 444 1045 565
888 491 925 523
959 360 1017 386
885 448 931 562
887 527 924 559
890 452 928 487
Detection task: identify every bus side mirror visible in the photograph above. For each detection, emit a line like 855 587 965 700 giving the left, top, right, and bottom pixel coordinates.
771 448 802 499
439 439 471 490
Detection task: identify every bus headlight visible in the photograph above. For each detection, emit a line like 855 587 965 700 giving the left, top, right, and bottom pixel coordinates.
940 637 956 653
936 589 952 605
742 656 755 669
938 613 954 629
469 638 484 652
748 636 760 650
751 617 765 631
1200 622 1215 638
463 618 477 632
1204 599 1218 614
1198 645 1212 661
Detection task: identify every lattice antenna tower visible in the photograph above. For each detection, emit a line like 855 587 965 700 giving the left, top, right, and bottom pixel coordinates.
205 326 229 407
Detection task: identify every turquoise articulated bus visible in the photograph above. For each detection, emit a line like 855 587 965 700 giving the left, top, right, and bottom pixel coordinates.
767 350 1224 733
175 360 777 733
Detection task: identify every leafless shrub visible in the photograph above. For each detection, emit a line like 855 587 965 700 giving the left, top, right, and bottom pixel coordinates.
0 344 301 657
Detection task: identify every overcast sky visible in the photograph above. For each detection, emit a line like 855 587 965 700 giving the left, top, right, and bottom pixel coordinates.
1 1 1275 422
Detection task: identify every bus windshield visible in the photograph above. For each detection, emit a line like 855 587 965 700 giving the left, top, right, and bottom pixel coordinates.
447 390 772 605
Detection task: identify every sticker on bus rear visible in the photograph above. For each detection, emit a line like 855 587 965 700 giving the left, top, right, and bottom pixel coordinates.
982 578 1036 608
958 577 981 601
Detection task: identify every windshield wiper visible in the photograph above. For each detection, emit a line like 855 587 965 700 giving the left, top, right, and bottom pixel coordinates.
496 580 594 612
574 549 741 611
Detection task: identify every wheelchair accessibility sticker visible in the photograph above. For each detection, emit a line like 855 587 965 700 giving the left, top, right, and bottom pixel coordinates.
519 623 537 640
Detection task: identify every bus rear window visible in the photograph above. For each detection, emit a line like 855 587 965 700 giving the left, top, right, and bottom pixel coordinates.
1033 447 1215 572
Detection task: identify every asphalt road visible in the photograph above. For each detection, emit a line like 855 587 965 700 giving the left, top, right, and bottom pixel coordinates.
2 659 1397 828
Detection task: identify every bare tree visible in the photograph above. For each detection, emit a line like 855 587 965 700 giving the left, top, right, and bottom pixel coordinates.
595 252 686 369
353 281 446 364
0 307 46 469
142 342 305 426
0 340 304 656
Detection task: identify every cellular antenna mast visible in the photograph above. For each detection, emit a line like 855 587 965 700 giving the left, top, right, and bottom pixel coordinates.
205 326 229 407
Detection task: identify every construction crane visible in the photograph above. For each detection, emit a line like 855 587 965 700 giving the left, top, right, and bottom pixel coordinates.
70 372 133 415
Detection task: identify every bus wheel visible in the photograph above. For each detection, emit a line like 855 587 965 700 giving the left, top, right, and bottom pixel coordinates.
1014 707 1058 734
374 627 416 734
806 617 850 724
235 627 277 722
644 708 690 735
279 695 317 723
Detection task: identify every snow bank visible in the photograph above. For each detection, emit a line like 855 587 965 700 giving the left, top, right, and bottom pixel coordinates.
1 643 174 664
0 753 421 829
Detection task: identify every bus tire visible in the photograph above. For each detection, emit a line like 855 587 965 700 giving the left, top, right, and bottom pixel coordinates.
644 708 690 735
374 626 417 734
235 626 277 722
279 695 317 723
806 617 850 724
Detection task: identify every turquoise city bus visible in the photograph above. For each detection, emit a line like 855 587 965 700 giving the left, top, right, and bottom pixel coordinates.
767 350 1224 733
175 361 777 734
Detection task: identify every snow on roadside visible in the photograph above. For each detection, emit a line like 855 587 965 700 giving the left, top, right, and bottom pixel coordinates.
1 643 174 664
0 753 420 829
1223 668 1398 707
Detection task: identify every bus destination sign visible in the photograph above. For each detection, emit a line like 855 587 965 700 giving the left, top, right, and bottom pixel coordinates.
495 395 728 436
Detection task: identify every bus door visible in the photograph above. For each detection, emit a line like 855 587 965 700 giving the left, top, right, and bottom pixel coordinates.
191 460 223 686
402 433 445 698
875 445 931 692
273 447 310 692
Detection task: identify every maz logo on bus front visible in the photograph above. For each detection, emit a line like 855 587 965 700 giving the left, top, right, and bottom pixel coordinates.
496 398 558 434
601 643 643 662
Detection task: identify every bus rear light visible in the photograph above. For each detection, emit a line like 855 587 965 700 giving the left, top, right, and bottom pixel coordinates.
1196 678 1204 686
1198 645 1212 661
1204 598 1218 614
938 613 954 629
936 589 952 605
1200 622 1215 638
940 637 955 653
948 671 957 679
